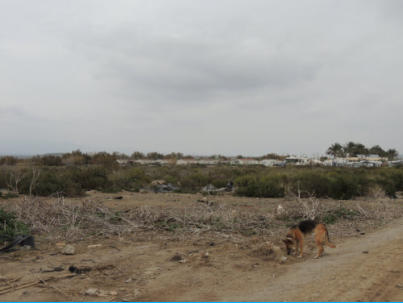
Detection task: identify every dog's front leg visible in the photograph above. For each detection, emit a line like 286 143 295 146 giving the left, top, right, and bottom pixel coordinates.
295 240 300 256
298 238 304 257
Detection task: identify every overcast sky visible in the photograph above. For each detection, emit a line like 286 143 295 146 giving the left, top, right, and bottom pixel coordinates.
1 0 402 156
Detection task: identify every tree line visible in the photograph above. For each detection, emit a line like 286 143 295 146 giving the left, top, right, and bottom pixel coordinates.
0 150 289 167
326 142 398 159
0 145 399 167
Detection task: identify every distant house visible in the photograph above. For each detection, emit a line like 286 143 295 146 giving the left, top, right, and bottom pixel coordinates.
117 159 129 166
260 159 286 167
260 159 276 167
285 156 309 166
197 159 220 165
238 158 260 165
176 159 189 165
229 159 242 165
388 160 403 167
116 152 390 168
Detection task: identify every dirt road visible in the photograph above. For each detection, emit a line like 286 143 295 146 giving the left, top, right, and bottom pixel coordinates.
224 217 403 302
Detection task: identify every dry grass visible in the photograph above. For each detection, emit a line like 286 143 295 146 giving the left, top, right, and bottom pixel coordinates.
12 196 137 240
126 203 274 235
6 194 403 243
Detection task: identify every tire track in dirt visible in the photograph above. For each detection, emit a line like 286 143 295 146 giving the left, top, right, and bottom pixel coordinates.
226 217 403 302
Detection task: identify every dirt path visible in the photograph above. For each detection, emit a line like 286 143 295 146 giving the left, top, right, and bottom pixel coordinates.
222 217 403 302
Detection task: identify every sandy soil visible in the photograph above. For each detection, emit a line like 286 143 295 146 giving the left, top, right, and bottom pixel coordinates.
0 193 402 301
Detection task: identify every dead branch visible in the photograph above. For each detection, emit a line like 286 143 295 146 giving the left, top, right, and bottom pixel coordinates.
29 168 41 197
0 274 75 295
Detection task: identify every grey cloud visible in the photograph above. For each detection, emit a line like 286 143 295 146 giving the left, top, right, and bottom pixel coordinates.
1 0 403 156
72 31 321 104
0 106 27 119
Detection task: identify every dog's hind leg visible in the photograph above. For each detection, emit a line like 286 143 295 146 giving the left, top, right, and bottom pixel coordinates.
314 237 324 259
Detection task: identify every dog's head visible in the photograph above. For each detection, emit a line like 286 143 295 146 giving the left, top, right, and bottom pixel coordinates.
282 232 295 255
282 239 293 255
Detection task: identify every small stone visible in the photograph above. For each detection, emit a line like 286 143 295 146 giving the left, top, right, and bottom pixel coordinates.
56 242 66 248
62 244 76 255
98 290 108 297
87 244 102 249
69 265 92 274
85 288 99 296
362 250 369 254
170 253 184 262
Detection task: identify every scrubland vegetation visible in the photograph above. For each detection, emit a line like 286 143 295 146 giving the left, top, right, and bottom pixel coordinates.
1 150 402 200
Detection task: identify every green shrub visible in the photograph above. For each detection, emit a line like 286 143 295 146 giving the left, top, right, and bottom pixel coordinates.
0 156 18 166
108 167 149 192
179 171 210 193
327 172 363 199
373 169 403 197
235 175 285 198
0 162 402 199
0 192 19 199
322 207 359 224
29 170 82 196
0 208 30 242
291 171 330 197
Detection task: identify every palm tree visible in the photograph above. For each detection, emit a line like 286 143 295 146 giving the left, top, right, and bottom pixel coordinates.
326 143 345 157
386 149 398 160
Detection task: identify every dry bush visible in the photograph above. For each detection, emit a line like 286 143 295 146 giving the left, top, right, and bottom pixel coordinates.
7 194 403 243
251 241 274 257
274 196 322 221
126 203 274 235
298 196 321 220
10 197 275 240
12 196 137 240
366 185 387 199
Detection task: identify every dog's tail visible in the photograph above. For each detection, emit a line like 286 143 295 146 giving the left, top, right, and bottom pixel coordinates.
325 228 336 248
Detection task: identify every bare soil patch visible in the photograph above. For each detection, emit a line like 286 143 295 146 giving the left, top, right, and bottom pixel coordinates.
0 192 402 301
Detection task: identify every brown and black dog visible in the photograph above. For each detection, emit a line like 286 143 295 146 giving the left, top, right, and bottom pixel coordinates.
283 219 336 258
